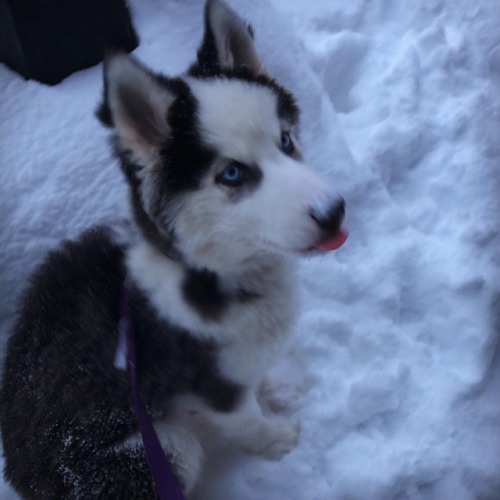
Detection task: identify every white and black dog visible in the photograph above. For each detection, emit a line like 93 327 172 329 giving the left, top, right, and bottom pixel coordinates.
0 0 347 497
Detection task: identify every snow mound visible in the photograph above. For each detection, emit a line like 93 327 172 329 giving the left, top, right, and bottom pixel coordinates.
1 0 499 498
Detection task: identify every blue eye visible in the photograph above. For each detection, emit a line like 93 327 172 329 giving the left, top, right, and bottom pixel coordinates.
281 132 294 154
217 163 245 186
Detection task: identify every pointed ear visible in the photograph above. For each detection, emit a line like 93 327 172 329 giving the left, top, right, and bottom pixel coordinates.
98 53 175 168
192 0 265 76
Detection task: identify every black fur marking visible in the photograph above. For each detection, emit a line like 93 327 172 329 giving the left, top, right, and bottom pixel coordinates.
122 162 182 261
182 267 260 323
96 90 113 127
137 306 242 413
96 50 123 128
159 78 216 193
182 268 229 321
247 23 255 39
131 282 243 413
0 227 242 498
127 78 215 258
190 1 222 78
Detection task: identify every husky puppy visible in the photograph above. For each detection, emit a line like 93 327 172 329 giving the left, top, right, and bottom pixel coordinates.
0 0 346 497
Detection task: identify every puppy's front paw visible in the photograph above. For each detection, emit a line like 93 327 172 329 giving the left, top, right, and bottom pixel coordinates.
246 420 300 460
257 379 300 415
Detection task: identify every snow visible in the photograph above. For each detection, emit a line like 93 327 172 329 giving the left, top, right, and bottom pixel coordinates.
1 0 499 498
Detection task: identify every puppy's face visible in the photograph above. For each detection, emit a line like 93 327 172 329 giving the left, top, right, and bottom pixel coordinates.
171 77 344 270
98 0 345 272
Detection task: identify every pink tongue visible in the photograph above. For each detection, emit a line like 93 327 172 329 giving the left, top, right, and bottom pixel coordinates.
315 229 348 251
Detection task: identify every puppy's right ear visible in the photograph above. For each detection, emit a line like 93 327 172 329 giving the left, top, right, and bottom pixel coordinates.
97 53 174 169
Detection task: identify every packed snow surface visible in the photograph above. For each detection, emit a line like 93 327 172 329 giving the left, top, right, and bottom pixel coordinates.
1 0 499 498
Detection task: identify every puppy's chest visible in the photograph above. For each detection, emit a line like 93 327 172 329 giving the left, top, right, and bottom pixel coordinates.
127 244 298 386
181 280 296 386
215 291 296 385
184 266 298 379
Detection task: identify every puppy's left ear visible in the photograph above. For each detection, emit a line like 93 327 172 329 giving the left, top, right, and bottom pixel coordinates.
191 0 265 76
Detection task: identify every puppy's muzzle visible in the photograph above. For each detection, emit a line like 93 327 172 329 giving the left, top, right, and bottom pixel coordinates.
310 198 346 236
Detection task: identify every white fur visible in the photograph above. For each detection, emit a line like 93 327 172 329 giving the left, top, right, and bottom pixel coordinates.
188 78 281 162
173 391 299 461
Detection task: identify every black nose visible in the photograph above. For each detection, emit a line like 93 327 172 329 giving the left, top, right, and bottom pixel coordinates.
310 198 345 233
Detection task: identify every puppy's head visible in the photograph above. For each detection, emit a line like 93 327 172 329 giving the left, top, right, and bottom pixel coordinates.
98 0 346 272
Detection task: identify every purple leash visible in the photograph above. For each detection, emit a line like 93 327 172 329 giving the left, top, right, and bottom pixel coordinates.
115 286 186 500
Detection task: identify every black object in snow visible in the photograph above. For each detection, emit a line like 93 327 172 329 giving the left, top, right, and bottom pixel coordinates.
0 0 138 85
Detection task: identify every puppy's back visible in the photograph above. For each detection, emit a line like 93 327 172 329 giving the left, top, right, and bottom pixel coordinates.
0 226 143 498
